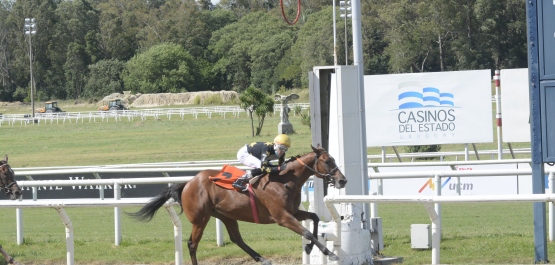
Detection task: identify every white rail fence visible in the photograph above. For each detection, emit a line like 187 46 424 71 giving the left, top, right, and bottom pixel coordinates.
355 166 555 265
4 159 552 265
0 197 181 265
2 177 198 265
0 103 311 126
325 194 555 265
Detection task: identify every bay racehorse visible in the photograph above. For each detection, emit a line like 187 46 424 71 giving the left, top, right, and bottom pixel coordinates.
130 144 347 265
0 155 23 265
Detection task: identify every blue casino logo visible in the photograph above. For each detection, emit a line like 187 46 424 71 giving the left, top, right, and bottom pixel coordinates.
398 87 455 109
396 86 457 138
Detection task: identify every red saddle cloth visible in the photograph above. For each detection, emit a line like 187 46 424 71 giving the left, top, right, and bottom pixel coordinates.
209 165 247 190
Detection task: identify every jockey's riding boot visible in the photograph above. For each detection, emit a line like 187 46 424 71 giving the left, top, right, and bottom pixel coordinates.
232 172 252 191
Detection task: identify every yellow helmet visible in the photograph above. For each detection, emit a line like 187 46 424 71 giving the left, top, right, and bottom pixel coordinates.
274 134 291 147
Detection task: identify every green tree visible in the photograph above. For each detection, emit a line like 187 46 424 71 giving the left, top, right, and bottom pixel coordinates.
210 11 295 93
64 42 88 99
7 0 65 100
0 1 13 100
473 0 527 70
83 59 125 99
239 86 274 136
96 0 145 61
122 43 199 93
289 7 336 88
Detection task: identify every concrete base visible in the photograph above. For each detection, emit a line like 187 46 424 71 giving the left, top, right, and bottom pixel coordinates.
308 204 373 265
278 122 293 134
373 256 404 265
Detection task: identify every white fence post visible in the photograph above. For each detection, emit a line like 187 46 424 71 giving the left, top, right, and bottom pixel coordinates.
55 207 74 265
164 204 183 265
114 182 121 246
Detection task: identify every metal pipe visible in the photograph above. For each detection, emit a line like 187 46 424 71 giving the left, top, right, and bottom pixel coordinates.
114 183 121 246
55 207 74 265
164 204 183 265
494 70 503 159
550 172 554 241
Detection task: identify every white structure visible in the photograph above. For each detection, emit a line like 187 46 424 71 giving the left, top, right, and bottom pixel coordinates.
308 64 373 264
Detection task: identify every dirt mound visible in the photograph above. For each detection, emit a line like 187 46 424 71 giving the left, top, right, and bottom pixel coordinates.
101 91 238 108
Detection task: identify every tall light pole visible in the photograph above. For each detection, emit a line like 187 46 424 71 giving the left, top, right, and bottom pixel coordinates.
24 18 37 118
339 1 351 65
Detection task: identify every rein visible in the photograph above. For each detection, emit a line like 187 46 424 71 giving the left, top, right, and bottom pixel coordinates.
296 153 338 185
0 164 17 195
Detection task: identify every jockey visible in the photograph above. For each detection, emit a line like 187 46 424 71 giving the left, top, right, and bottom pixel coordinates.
232 134 291 191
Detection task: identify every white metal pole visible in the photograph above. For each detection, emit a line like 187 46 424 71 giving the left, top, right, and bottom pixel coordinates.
333 0 337 65
16 207 23 245
114 182 121 246
550 172 554 241
216 219 224 246
456 177 461 195
351 0 370 227
494 70 503 159
434 175 442 240
344 15 348 65
424 203 440 265
164 205 183 265
56 208 74 265
464 144 469 161
29 29 34 119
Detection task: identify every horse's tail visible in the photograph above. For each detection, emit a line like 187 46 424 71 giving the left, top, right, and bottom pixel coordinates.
127 182 186 222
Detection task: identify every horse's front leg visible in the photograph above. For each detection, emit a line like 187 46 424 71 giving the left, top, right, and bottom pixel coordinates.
276 214 339 261
294 210 319 254
0 245 16 264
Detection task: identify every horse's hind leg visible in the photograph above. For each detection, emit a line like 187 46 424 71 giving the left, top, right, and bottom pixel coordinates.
0 245 16 264
294 210 319 254
187 222 209 265
213 213 271 265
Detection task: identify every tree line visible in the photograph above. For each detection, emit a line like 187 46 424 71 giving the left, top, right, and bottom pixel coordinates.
0 0 527 102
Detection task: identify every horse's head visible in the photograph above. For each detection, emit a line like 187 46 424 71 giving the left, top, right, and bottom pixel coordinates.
0 155 22 200
311 144 347 189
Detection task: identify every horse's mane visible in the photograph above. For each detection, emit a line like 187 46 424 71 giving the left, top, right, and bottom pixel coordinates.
285 152 311 163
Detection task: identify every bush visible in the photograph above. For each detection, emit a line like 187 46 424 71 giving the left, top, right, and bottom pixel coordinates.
404 145 441 160
193 95 201 105
300 107 310 128
293 105 302 115
203 94 224 105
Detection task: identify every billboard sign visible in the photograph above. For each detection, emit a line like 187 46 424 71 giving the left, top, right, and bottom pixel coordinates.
500 68 530 142
365 70 493 146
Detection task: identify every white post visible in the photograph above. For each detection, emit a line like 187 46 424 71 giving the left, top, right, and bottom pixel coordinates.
424 203 440 265
164 205 183 265
494 70 503 160
550 172 554 241
333 0 337 65
216 219 224 246
300 203 310 264
16 207 23 245
55 208 74 265
434 175 442 240
114 182 121 246
464 144 469 161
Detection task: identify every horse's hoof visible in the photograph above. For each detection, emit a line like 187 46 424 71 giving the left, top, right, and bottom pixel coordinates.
304 244 314 254
328 253 339 261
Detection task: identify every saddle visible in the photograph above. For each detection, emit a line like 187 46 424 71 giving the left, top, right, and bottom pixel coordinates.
209 165 247 190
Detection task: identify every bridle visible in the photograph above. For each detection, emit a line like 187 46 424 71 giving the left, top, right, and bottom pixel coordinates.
296 152 339 186
0 164 18 196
